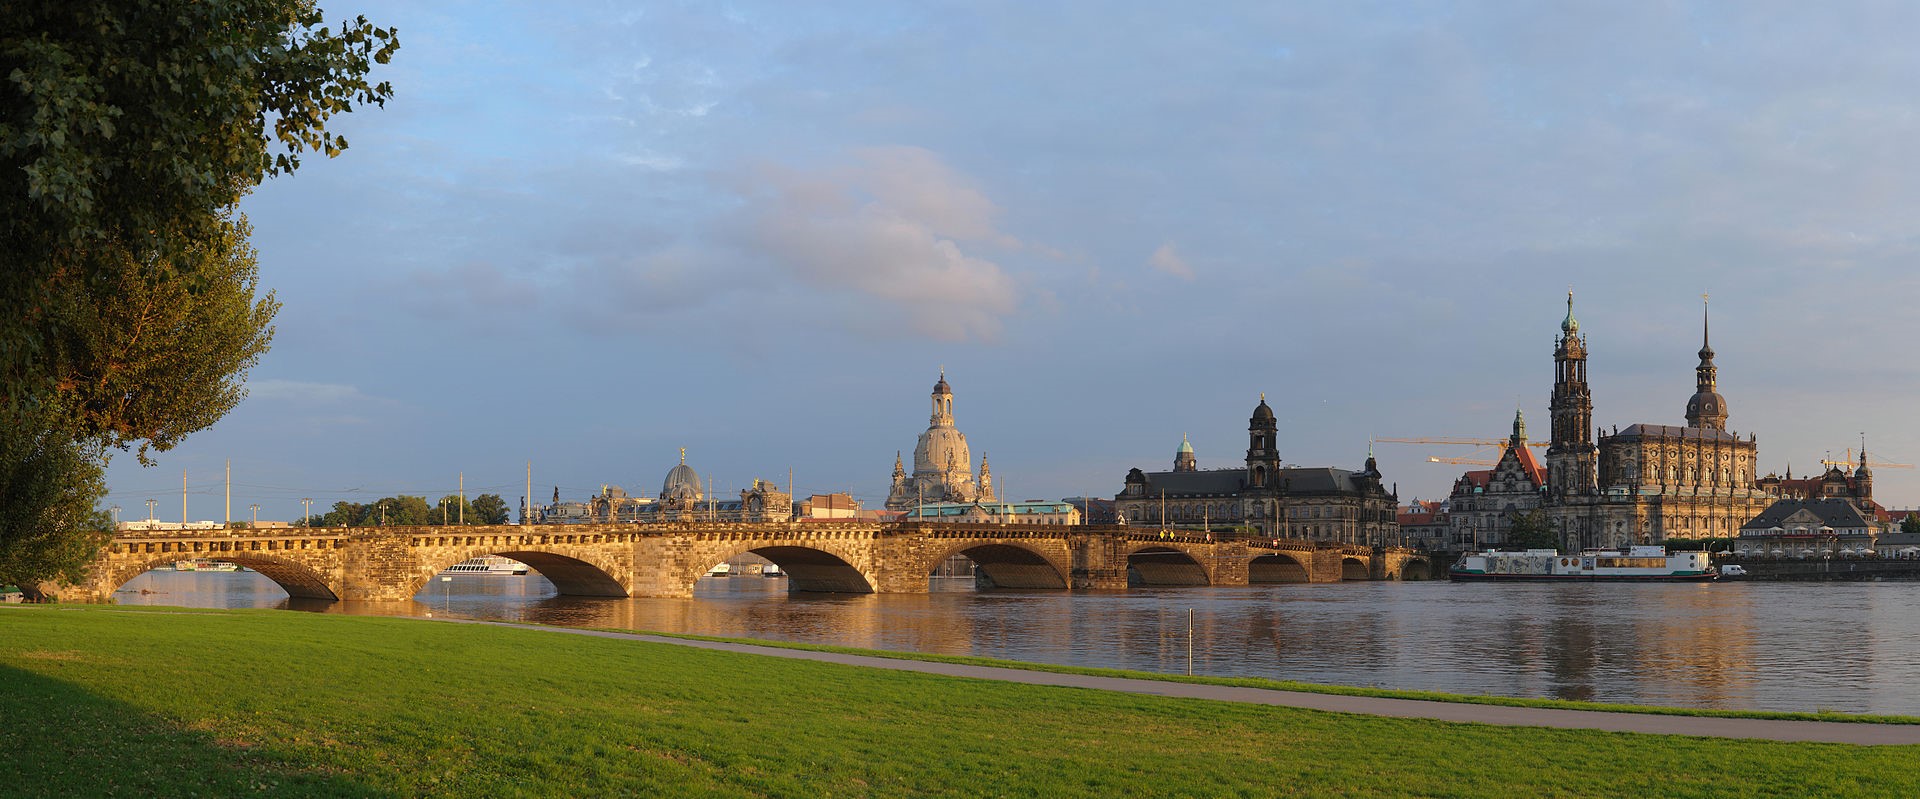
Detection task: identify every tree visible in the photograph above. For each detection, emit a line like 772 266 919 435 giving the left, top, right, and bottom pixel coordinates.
0 417 111 591
1504 509 1559 551
1 2 397 589
1903 514 1920 536
470 494 510 525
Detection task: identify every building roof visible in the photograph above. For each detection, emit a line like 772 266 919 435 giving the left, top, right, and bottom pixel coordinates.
1611 423 1742 442
1132 466 1372 497
1455 470 1492 490
1740 498 1874 532
1509 444 1546 486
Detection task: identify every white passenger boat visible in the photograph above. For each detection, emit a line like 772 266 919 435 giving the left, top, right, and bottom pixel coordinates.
708 562 732 577
174 559 240 572
1451 546 1716 582
442 556 529 575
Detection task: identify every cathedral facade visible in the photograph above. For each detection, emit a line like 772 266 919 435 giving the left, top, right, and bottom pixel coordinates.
1114 396 1398 544
1542 295 1775 549
885 372 996 510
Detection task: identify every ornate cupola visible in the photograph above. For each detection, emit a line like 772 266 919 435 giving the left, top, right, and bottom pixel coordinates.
1547 291 1596 498
1246 394 1280 488
1684 295 1729 430
1856 447 1874 501
1510 408 1527 449
1174 434 1198 472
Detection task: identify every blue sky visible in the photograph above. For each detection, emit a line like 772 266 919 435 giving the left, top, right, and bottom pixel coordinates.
101 1 1920 522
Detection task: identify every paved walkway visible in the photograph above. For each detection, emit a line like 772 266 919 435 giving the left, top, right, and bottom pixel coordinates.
450 619 1920 746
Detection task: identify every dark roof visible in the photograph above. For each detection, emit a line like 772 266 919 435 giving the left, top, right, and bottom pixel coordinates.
1133 466 1371 497
1610 423 1742 442
1740 498 1874 531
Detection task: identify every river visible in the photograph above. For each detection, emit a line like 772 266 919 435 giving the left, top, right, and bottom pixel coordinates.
115 570 1920 715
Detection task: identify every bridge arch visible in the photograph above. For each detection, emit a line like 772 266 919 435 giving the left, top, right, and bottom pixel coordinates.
107 554 342 601
919 540 1069 590
1248 552 1310 583
698 542 877 595
1394 556 1433 581
412 549 630 598
1341 556 1370 581
1125 545 1212 586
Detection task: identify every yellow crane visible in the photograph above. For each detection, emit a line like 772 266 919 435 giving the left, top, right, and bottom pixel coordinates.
1819 448 1913 470
1376 436 1547 448
1427 456 1496 467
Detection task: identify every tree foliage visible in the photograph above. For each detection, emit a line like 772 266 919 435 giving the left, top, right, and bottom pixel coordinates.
0 1 396 588
299 494 512 528
1902 514 1920 536
0 418 112 591
1504 509 1559 552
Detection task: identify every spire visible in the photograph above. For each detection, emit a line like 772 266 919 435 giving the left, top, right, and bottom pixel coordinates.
1511 408 1527 446
679 446 686 465
1685 293 1728 430
1698 293 1714 361
1561 290 1578 334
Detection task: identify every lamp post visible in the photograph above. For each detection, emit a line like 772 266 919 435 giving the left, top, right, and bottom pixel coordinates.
109 505 121 526
145 499 157 523
301 498 312 526
249 504 259 527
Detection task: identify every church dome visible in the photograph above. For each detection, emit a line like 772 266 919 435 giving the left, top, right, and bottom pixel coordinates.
1251 397 1275 423
661 462 703 502
1177 434 1194 455
933 373 952 396
1685 389 1726 423
914 425 971 475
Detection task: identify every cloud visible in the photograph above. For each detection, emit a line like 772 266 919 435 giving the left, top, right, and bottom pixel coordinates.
245 380 375 404
734 146 1021 341
1148 242 1194 280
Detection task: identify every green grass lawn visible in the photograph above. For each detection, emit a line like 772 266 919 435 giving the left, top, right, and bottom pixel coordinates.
2 606 1915 798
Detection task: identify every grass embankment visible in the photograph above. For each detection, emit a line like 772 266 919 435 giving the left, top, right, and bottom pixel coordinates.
639 631 1920 725
1 606 1913 798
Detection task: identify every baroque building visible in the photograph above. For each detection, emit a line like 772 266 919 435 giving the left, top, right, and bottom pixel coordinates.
1114 395 1398 544
1446 410 1546 548
1541 295 1774 549
885 371 997 510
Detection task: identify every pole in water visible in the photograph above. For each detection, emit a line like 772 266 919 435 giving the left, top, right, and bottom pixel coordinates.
1175 610 1190 676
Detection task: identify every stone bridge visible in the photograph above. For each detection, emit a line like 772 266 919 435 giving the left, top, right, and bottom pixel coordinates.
53 522 1433 603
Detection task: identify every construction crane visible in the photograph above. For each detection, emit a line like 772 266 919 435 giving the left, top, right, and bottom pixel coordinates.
1819 448 1913 470
1428 456 1496 467
1377 436 1547 449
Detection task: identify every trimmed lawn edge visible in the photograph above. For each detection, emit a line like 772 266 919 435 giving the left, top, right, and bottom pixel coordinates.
601 626 1920 726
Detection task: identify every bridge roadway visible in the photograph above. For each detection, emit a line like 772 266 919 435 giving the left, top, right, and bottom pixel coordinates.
57 521 1432 603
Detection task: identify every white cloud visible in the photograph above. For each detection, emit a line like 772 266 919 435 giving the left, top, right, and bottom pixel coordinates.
736 146 1021 341
1148 242 1194 280
246 380 373 404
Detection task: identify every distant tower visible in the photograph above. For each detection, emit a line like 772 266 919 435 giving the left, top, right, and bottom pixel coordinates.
1684 295 1729 430
1246 394 1279 489
1855 448 1874 502
1547 292 1596 498
978 455 996 503
1510 408 1528 450
1174 434 1197 472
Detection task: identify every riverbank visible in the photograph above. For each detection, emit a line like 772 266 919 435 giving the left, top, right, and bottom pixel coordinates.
3 606 1917 797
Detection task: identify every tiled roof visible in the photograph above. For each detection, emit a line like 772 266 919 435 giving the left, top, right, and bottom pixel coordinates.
1611 423 1742 442
1739 498 1873 531
1510 444 1546 486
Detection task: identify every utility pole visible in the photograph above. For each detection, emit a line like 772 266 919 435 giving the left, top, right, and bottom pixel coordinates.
301 498 312 526
181 468 188 525
525 462 532 527
224 460 231 526
145 498 157 523
459 472 465 526
249 504 259 526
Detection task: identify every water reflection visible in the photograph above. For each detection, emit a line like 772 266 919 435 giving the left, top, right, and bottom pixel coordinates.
114 569 1920 715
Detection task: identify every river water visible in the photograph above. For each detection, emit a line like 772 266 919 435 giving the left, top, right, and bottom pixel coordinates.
115 570 1920 715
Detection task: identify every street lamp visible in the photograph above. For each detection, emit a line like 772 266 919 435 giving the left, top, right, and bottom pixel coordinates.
249 504 259 527
145 499 157 523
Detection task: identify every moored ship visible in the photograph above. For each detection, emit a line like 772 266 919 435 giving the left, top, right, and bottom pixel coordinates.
1451 546 1716 582
442 556 530 575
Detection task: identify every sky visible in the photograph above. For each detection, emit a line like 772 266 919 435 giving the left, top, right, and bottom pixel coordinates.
100 1 1920 524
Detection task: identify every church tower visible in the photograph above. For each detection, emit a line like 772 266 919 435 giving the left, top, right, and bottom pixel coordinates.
1684 296 1729 430
1547 292 1596 498
1246 395 1279 489
1174 434 1197 472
